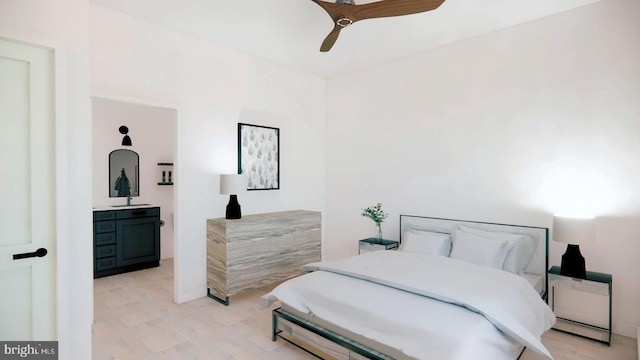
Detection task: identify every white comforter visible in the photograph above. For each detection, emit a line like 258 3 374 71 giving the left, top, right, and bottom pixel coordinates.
262 251 555 360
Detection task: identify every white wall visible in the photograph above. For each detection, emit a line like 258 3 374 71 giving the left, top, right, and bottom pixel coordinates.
92 97 176 259
0 0 93 359
325 0 640 337
89 5 326 303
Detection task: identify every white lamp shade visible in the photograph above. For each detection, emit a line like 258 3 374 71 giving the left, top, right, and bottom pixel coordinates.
219 174 246 195
553 216 596 245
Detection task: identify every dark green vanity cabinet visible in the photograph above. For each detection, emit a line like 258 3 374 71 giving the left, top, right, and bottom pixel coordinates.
94 211 117 275
93 207 161 278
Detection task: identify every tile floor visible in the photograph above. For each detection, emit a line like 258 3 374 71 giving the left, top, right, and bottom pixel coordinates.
92 259 313 359
93 259 637 359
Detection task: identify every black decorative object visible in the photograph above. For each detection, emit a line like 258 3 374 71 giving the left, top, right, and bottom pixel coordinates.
553 216 595 279
238 123 279 190
560 244 586 278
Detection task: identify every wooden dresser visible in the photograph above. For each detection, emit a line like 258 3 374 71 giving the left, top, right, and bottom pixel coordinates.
206 210 321 305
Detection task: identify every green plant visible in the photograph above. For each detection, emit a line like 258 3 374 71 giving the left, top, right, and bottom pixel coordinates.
361 203 387 224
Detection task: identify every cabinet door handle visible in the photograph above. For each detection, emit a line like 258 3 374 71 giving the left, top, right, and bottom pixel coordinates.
13 248 48 260
132 210 147 216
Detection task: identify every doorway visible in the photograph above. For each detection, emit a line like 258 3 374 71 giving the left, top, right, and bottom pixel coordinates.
91 97 177 262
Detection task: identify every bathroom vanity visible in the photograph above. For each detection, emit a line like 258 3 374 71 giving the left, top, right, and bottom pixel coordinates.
93 206 161 278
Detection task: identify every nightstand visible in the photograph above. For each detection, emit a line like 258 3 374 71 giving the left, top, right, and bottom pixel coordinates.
358 238 399 254
548 266 612 345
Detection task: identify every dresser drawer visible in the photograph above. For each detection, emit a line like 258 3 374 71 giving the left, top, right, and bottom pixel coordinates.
95 257 116 271
95 232 116 246
94 211 115 221
95 245 116 259
94 220 116 233
116 207 160 219
549 273 610 296
358 239 399 254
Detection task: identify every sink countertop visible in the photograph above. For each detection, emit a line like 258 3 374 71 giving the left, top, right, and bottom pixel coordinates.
93 204 157 211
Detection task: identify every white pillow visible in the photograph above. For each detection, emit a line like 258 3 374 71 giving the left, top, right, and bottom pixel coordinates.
450 229 512 269
458 225 537 274
400 228 451 256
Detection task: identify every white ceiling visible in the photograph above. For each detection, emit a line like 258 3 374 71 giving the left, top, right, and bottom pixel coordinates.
90 0 600 78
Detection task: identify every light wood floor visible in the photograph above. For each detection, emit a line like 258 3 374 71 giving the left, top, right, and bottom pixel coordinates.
93 259 637 359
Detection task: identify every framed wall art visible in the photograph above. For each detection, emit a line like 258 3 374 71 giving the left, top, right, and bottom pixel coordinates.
237 123 280 190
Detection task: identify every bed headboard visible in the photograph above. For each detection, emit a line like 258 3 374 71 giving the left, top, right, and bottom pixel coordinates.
399 215 549 298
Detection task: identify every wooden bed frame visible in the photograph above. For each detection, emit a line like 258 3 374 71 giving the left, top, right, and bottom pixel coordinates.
271 215 550 360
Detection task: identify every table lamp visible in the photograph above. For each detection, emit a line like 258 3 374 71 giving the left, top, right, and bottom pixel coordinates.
553 215 595 278
220 174 246 219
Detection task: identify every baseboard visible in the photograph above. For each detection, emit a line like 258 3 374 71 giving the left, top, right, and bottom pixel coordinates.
612 320 639 338
175 285 207 304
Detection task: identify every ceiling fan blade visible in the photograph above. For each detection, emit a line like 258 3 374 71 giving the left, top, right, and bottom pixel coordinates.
320 24 343 52
351 0 447 21
311 0 445 22
310 0 447 52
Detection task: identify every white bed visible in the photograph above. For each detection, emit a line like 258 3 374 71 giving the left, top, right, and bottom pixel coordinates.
263 215 555 360
397 215 549 298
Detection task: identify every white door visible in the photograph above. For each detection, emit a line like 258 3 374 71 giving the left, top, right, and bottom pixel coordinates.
0 38 56 340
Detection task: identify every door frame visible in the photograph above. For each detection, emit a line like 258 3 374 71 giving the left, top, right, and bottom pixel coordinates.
0 26 71 354
89 91 179 302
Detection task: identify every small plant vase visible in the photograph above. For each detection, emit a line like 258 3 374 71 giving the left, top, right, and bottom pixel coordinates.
374 223 383 243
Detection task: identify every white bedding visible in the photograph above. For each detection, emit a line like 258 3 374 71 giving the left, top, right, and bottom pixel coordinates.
522 272 543 294
262 251 555 360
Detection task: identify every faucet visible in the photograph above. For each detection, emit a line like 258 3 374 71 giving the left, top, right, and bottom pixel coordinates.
127 195 132 206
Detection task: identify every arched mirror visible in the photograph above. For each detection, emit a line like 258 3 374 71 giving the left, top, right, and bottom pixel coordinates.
109 149 139 198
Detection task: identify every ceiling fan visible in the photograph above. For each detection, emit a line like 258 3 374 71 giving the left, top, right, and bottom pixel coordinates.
311 0 447 52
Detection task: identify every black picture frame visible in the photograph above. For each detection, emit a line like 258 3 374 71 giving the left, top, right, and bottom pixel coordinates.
238 123 280 190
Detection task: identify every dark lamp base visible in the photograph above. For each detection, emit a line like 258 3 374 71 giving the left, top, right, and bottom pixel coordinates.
560 244 586 278
225 194 241 220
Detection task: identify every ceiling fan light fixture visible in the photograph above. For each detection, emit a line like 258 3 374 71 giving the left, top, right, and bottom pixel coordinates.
336 18 353 27
336 0 355 4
